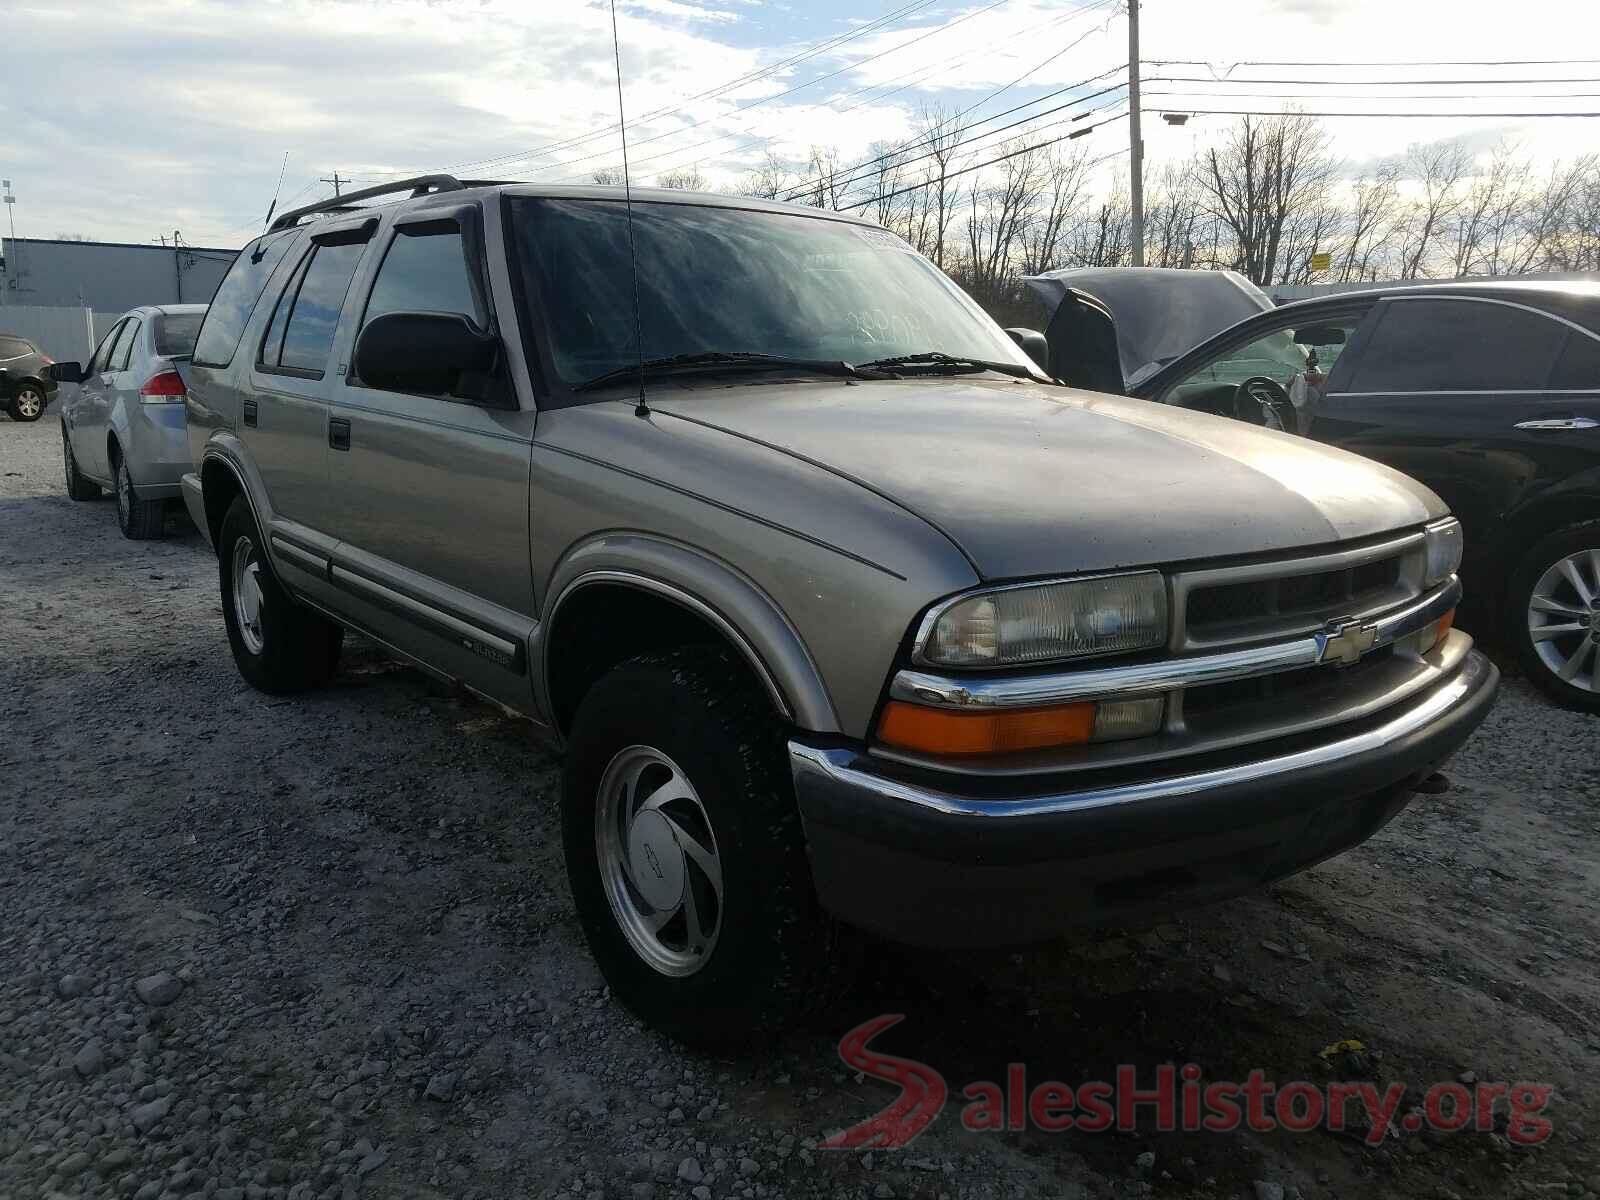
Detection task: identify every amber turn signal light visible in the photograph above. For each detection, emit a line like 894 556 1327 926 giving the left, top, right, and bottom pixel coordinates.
876 699 1097 756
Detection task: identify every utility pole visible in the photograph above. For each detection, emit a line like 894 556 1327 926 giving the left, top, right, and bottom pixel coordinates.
173 230 183 303
320 172 350 197
1127 0 1145 267
2 179 16 305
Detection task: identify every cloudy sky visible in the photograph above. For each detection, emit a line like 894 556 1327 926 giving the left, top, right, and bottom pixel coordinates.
4 0 1599 248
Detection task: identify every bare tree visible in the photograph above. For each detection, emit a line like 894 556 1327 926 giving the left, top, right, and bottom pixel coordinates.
906 105 964 269
1019 144 1092 274
799 145 845 209
859 140 910 230
656 167 707 191
1337 162 1402 281
591 167 624 185
1065 181 1132 268
1143 161 1211 268
1396 140 1468 278
1542 154 1600 270
1198 111 1337 285
733 150 793 200
959 138 1047 307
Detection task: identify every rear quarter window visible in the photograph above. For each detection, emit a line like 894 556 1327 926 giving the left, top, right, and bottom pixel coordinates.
154 313 205 358
191 232 299 369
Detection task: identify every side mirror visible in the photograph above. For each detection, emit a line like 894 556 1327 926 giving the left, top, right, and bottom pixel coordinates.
354 312 500 400
1293 325 1346 347
45 361 85 384
1004 327 1049 373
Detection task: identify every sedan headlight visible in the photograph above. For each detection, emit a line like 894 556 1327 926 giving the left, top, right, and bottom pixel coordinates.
1423 518 1463 588
916 571 1168 668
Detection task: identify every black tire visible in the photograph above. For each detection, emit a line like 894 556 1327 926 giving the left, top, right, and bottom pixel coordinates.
10 385 45 422
114 452 166 540
1506 519 1600 714
218 495 343 693
62 426 101 501
561 645 831 1049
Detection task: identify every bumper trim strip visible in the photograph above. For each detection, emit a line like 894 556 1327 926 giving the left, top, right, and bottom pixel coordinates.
798 648 1493 820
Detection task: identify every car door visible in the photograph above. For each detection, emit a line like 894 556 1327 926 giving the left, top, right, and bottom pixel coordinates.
64 320 123 477
83 319 139 478
326 207 536 711
102 315 145 462
1141 304 1373 432
245 219 375 547
1306 295 1582 569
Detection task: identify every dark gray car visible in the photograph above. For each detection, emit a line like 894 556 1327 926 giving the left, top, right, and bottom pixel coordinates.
0 333 57 422
49 304 207 538
178 176 1497 1047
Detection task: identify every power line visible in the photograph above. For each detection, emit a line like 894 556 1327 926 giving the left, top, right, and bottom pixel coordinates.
519 0 1018 182
368 0 947 180
1147 89 1600 103
1146 57 1600 70
1154 108 1600 119
1156 74 1600 86
838 109 1130 211
603 3 1121 193
786 76 1131 206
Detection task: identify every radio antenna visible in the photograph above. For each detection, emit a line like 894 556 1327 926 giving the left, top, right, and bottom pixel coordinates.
608 0 650 419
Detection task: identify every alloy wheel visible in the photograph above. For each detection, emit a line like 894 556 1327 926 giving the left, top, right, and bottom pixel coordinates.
230 535 267 655
594 745 724 977
1527 547 1600 693
15 388 43 419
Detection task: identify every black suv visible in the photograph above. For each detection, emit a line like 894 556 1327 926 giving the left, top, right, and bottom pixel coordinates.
1034 275 1600 713
0 333 56 422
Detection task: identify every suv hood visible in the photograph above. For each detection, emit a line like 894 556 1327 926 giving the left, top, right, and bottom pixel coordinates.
651 379 1444 581
1024 267 1272 390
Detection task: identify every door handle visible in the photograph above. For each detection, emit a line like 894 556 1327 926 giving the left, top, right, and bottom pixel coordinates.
243 399 258 428
329 417 351 451
1514 417 1598 431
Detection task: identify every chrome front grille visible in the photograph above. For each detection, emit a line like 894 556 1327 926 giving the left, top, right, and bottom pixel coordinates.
1170 532 1427 652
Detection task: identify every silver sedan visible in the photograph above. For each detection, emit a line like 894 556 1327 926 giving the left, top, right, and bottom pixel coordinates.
52 304 207 539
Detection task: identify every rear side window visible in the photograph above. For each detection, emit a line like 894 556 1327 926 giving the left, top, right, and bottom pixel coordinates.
258 240 367 377
154 313 204 357
0 336 31 358
191 233 298 368
1348 299 1567 393
109 319 142 371
1550 330 1600 389
362 227 482 327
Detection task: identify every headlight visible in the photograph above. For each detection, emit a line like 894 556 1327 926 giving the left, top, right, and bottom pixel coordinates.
1423 518 1463 588
916 571 1168 668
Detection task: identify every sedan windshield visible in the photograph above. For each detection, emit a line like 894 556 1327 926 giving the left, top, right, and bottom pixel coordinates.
507 197 1039 392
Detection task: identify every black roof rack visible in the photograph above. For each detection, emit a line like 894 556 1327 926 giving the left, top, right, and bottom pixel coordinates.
268 174 466 233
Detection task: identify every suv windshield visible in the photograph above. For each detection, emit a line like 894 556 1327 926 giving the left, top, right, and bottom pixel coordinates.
507 197 1037 392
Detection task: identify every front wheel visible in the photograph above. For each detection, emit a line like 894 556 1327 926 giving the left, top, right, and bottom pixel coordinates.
561 646 831 1048
1508 520 1600 713
218 496 343 693
10 386 45 421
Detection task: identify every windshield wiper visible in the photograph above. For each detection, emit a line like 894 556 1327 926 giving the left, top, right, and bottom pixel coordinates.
574 351 876 392
853 351 1038 380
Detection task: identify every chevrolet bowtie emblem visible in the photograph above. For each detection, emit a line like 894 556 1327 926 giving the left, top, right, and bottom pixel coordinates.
1317 617 1379 666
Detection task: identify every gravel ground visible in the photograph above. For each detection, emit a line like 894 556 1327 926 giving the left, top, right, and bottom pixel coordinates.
3 412 1599 1200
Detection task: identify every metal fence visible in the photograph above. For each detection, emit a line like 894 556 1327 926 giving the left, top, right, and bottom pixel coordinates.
0 305 123 364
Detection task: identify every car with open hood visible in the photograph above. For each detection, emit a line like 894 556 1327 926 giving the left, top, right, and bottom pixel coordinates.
178 178 1496 1047
1028 269 1600 713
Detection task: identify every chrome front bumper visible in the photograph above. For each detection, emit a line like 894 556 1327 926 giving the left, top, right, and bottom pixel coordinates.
791 647 1497 947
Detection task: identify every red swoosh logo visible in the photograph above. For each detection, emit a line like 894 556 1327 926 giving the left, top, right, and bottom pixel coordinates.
819 1014 948 1149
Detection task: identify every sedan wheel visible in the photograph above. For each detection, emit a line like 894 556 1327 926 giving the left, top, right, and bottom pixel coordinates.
595 745 724 977
12 387 45 421
1527 550 1600 692
114 455 165 539
1511 520 1600 713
